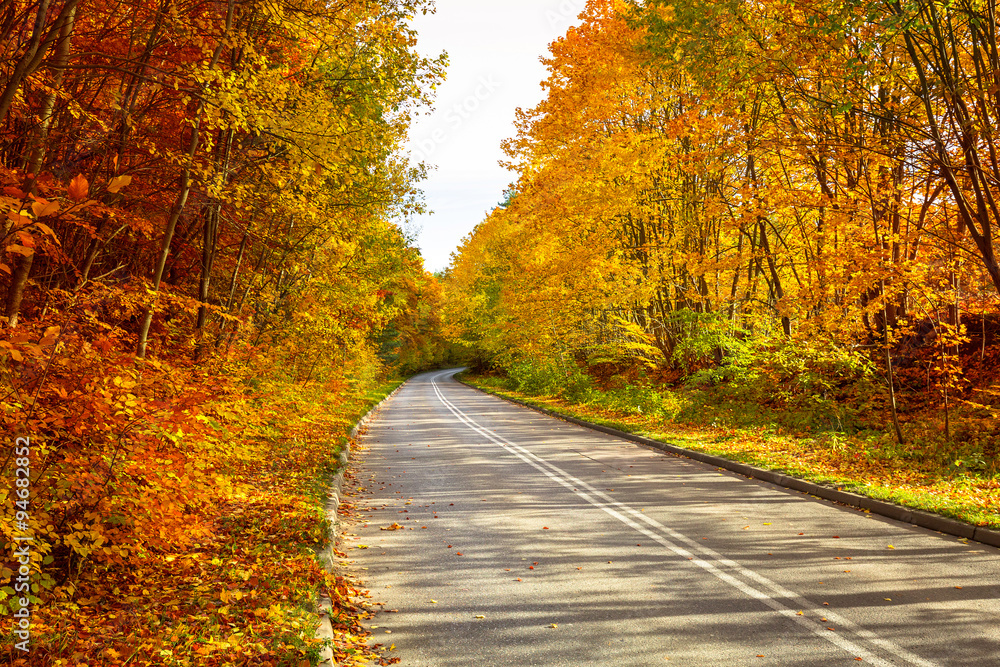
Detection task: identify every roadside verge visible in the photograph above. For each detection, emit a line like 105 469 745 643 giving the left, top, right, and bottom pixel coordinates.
456 376 1000 550
315 379 407 667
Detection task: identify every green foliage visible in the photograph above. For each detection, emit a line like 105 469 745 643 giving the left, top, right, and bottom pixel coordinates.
670 311 756 380
498 329 880 434
505 357 594 401
586 380 684 420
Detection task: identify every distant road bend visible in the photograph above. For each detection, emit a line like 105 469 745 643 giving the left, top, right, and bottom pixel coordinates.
345 370 1000 666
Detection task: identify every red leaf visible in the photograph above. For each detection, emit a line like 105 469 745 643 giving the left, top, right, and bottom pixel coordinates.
68 174 89 202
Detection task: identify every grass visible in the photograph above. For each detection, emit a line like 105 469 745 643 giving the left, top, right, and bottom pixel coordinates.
461 374 1000 531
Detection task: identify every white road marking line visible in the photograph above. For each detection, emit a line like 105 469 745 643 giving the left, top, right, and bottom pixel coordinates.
431 373 937 667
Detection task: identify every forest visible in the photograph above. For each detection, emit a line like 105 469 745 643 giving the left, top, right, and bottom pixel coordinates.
447 0 999 531
0 0 449 664
4 0 1000 664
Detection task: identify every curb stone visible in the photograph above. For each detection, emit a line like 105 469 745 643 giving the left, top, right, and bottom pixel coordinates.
456 378 1000 550
315 381 407 667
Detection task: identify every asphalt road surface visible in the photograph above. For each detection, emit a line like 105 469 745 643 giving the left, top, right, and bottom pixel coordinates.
342 370 1000 666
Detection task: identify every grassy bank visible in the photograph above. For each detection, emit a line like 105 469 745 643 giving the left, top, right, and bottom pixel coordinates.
462 374 1000 531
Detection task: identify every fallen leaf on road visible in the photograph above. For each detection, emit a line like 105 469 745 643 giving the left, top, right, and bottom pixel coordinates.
887 545 895 549
549 623 558 628
475 615 485 619
381 523 404 531
357 545 369 549
430 600 438 604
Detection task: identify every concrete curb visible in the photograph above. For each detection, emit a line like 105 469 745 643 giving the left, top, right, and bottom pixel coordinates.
315 381 407 667
457 378 1000 550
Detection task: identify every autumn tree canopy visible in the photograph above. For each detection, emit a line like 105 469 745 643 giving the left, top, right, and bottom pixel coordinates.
0 0 447 662
446 0 1000 386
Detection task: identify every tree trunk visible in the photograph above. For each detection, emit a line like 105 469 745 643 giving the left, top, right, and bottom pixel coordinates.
5 252 34 328
23 2 76 193
0 0 80 125
135 0 234 358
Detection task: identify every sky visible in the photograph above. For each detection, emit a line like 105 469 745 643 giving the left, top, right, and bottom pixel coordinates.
404 0 586 273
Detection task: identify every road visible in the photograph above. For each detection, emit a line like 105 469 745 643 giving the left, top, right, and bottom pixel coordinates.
341 370 1000 666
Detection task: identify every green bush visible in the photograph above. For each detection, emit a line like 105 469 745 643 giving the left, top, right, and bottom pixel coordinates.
505 357 594 400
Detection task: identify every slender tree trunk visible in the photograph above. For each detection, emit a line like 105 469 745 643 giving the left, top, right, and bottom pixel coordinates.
23 3 76 193
882 280 905 447
0 0 80 125
5 252 33 327
4 2 77 327
196 208 219 330
216 219 251 347
135 0 234 358
116 0 168 164
758 219 791 336
196 128 234 340
135 154 196 358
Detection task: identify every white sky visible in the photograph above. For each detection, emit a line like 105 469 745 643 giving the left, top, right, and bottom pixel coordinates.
404 0 586 273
